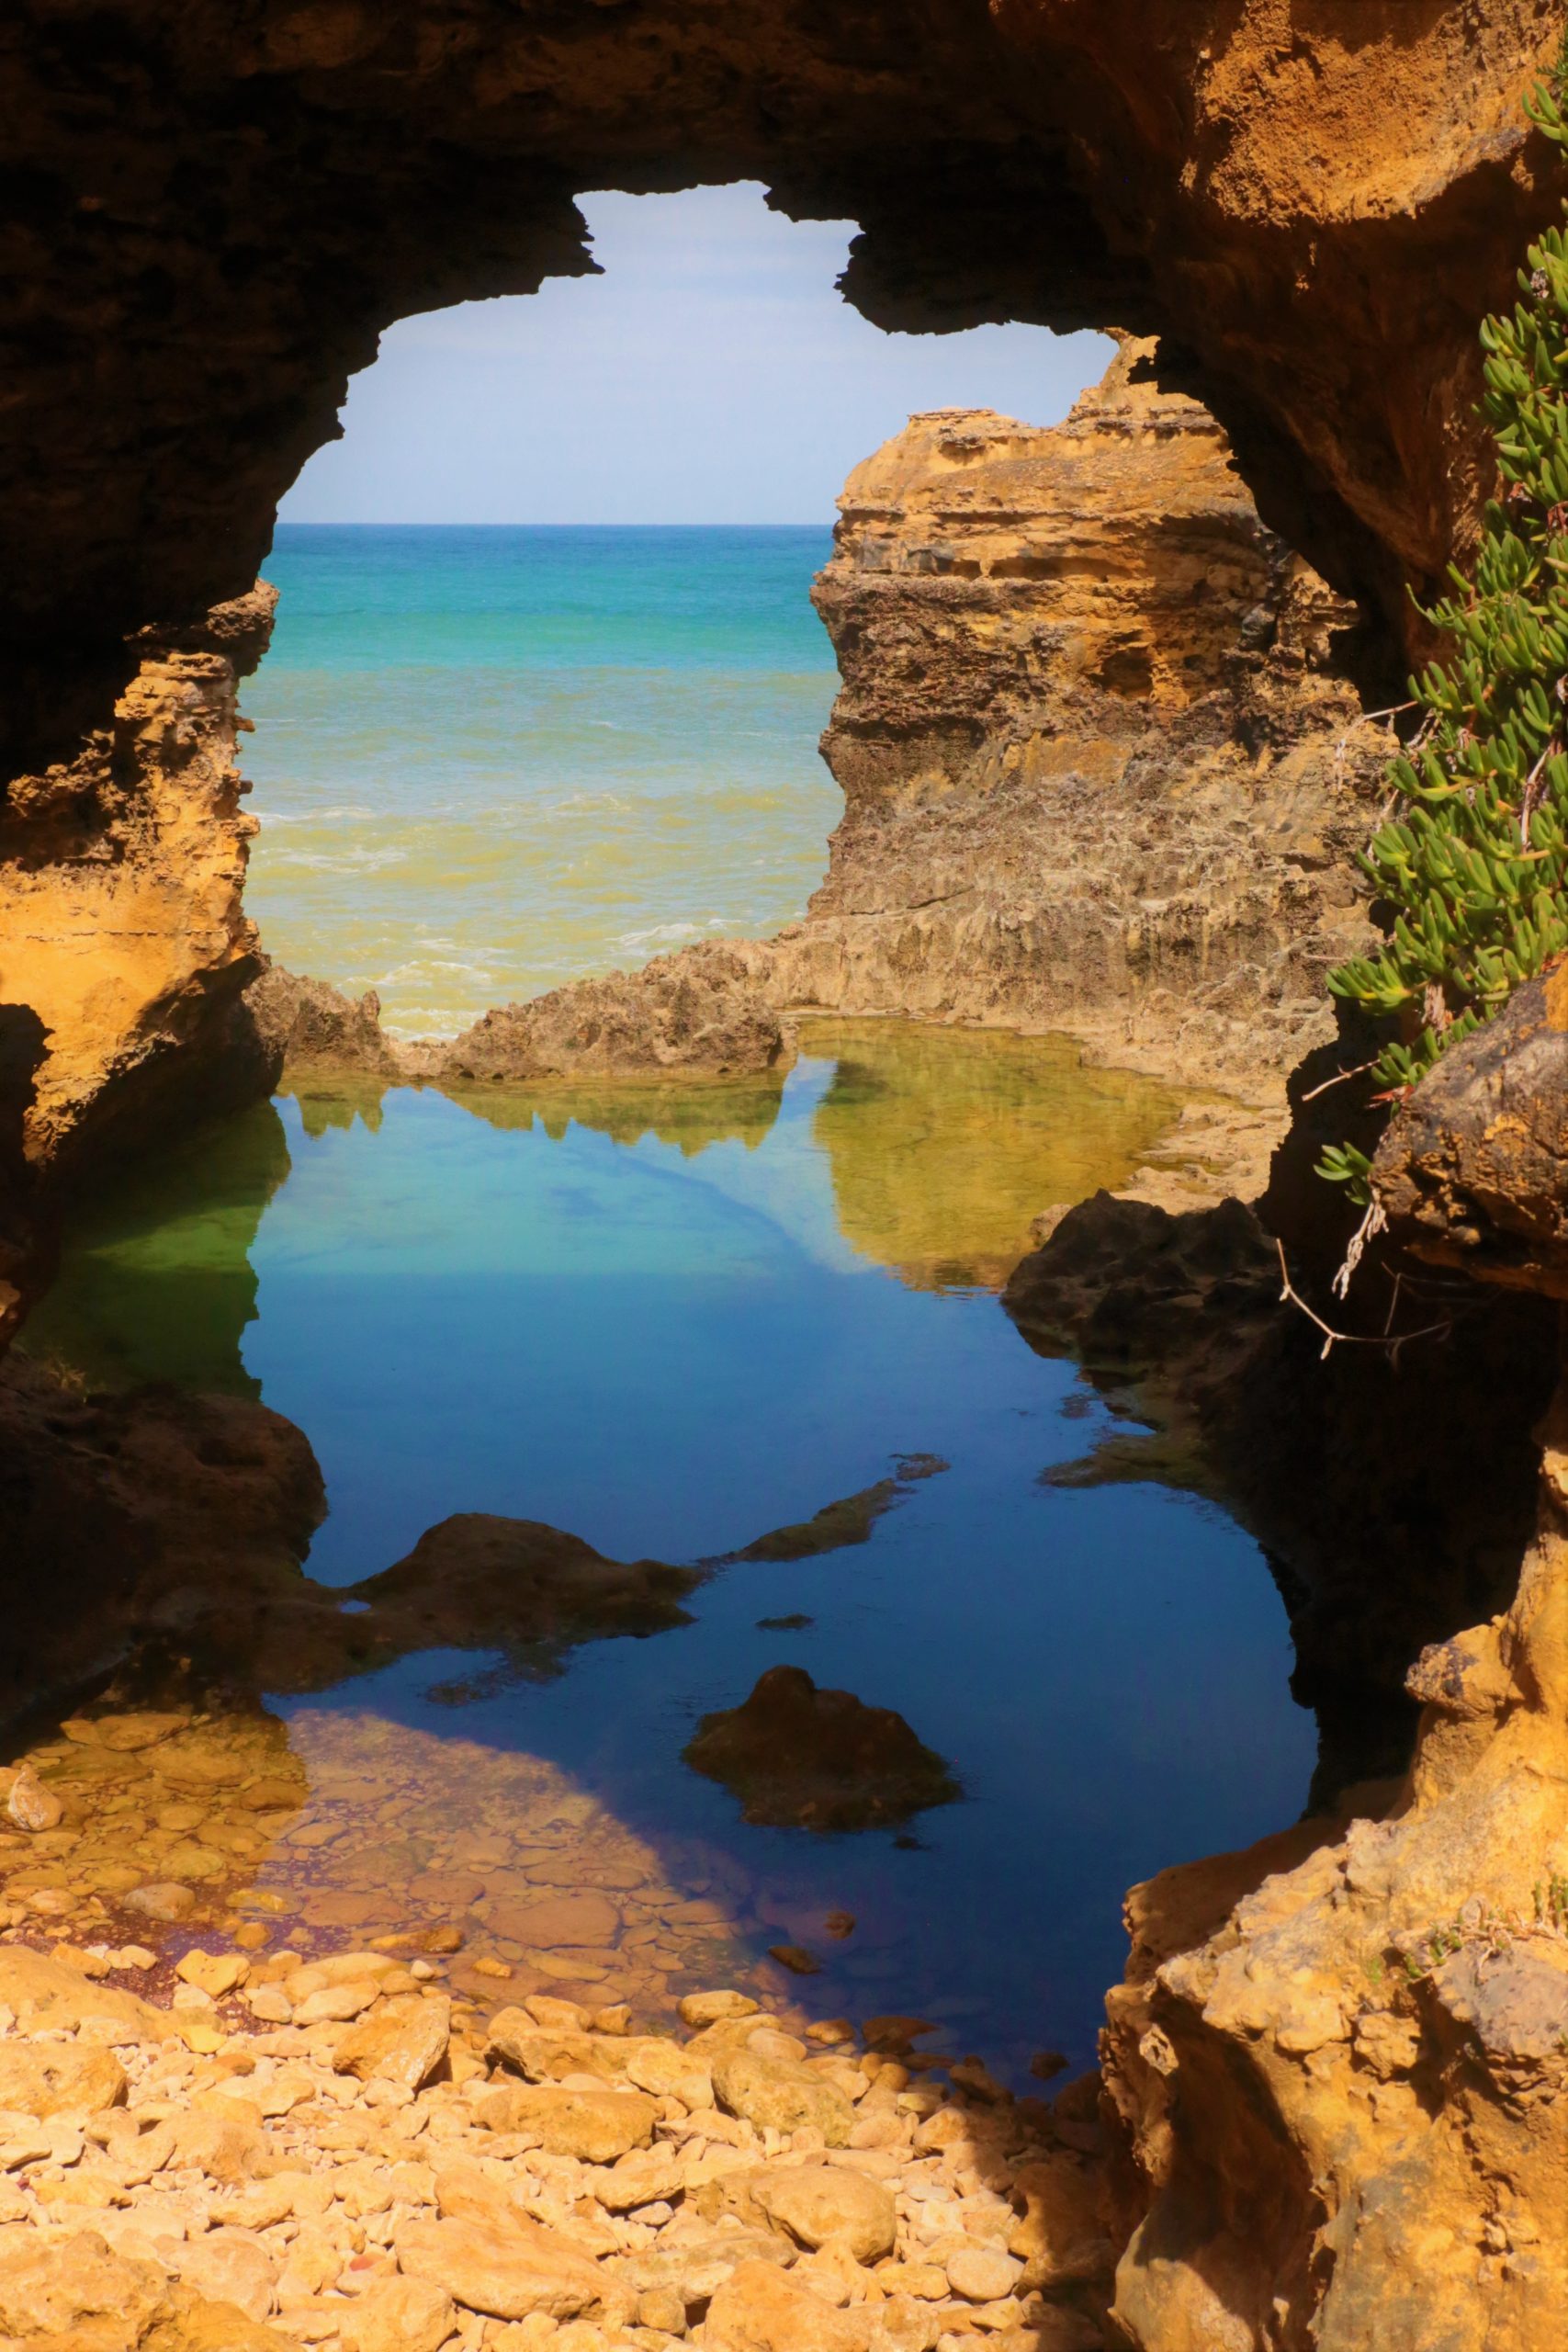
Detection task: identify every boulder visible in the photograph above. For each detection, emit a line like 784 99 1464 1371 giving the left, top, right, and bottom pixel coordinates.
751 2164 897 2263
711 2045 854 2146
683 1665 960 1831
0 1948 174 2042
703 2259 879 2352
340 2275 456 2352
476 2083 657 2162
398 2215 632 2325
333 1991 451 2090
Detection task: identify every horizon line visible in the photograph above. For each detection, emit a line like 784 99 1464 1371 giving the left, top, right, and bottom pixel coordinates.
272 516 835 530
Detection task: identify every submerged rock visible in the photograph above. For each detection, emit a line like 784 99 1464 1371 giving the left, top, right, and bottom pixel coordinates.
724 1454 946 1564
683 1665 960 1831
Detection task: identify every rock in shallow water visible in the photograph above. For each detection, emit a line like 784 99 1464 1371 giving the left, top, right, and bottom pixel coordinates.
682 1664 960 1831
428 943 788 1084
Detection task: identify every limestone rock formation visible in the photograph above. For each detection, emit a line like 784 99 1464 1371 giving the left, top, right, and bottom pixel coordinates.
427 944 788 1087
241 967 403 1086
762 342 1388 1088
1096 1384 1568 2351
0 587 276 1182
1372 958 1568 1296
3 1 1562 808
683 1665 960 1832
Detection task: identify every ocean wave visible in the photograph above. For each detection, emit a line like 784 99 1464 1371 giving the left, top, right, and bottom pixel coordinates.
614 921 703 950
254 804 378 823
265 845 411 872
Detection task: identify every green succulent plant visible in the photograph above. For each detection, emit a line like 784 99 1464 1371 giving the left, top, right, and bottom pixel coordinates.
1320 44 1568 1201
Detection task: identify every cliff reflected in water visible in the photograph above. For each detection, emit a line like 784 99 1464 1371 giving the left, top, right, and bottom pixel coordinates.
21 1100 293 1396
27 1017 1177 1404
804 1019 1179 1291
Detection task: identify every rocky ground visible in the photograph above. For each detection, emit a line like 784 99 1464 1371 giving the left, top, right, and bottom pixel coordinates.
0 1758 1111 2352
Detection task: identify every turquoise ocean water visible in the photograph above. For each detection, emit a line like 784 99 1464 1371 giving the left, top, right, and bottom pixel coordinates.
244 526 840 1035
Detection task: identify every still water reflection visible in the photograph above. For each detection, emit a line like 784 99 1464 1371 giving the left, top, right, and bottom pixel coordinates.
23 1023 1312 2076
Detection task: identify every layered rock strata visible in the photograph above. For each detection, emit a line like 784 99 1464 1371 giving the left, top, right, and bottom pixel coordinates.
0 588 276 1182
758 342 1388 1091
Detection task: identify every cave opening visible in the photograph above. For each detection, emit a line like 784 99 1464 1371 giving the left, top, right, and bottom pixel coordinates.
239 180 1111 1038
6 188 1337 2098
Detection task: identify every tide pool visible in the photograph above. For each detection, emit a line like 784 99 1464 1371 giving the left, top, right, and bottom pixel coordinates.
24 1025 1313 2076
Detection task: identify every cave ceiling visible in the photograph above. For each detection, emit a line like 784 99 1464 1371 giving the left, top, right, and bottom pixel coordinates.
1 0 1563 774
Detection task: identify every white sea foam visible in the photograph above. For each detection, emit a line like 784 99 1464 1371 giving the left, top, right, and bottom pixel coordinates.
254 804 378 823
615 921 704 950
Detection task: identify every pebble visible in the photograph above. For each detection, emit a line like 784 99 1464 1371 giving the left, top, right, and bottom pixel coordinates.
0 1700 1106 2349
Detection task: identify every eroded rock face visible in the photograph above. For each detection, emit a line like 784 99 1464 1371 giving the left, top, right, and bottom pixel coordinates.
1372 959 1568 1295
0 588 276 1183
428 943 789 1086
761 342 1387 1089
683 1665 961 1832
240 967 404 1087
1100 1381 1568 2350
3 0 1562 797
6 6 1561 1182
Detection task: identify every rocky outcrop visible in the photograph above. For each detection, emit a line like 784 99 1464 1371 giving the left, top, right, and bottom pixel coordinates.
0 1349 959 1731
0 588 276 1184
1001 1181 1568 2346
683 1665 961 1833
426 944 788 1087
756 342 1388 1091
240 967 403 1087
1372 958 1568 1296
5 12 1562 1186
1095 1377 1568 2352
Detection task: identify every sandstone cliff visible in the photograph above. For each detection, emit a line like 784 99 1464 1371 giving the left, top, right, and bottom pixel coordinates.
761 339 1387 1090
0 588 276 1183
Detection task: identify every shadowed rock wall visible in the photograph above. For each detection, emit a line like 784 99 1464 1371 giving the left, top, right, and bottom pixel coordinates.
0 588 277 1184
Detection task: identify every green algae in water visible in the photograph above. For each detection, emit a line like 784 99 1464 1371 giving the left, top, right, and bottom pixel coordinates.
802 1019 1181 1290
24 1020 1178 1400
20 1102 293 1398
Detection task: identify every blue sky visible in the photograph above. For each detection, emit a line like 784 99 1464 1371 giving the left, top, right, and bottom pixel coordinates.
281 184 1111 526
